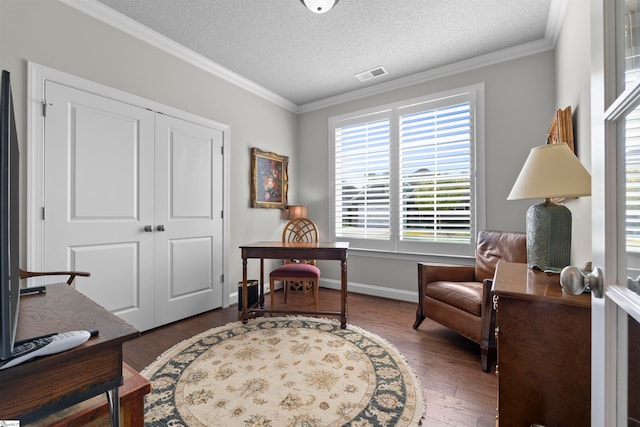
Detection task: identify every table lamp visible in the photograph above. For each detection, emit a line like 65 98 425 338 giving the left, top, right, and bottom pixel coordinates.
286 205 308 220
507 143 591 271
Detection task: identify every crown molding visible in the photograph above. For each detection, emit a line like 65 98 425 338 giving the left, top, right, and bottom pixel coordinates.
545 0 569 45
298 0 565 112
61 0 564 115
297 38 555 113
59 0 299 113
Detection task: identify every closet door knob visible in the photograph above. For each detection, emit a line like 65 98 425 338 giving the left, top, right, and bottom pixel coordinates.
156 225 166 232
143 225 153 232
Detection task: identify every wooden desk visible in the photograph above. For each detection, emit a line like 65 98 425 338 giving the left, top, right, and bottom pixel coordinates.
0 283 140 425
493 262 591 426
240 241 349 327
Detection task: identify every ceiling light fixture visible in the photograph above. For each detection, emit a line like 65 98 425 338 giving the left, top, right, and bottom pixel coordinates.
300 0 339 14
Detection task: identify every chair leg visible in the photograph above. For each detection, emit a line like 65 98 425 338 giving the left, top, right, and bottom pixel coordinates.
481 346 489 373
413 312 425 329
284 281 288 303
481 279 496 372
313 279 319 312
480 346 496 373
270 277 275 310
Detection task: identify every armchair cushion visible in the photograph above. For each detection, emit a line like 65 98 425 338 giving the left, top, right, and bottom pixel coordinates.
426 281 483 316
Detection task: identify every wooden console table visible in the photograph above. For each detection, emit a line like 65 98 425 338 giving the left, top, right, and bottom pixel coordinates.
239 241 349 327
0 282 140 425
493 262 591 426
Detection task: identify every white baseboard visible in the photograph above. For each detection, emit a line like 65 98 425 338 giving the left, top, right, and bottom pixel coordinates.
229 279 418 306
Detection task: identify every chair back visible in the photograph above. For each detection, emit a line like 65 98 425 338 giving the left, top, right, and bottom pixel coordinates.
474 230 527 283
282 218 319 265
282 218 319 243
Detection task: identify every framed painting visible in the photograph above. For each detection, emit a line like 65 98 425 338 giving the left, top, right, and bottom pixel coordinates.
546 106 575 153
547 106 577 204
250 147 288 209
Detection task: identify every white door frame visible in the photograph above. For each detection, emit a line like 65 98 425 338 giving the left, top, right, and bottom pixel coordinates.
591 0 618 424
591 0 640 425
26 62 231 308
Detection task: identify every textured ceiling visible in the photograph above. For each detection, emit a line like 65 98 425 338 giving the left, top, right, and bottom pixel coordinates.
94 0 556 108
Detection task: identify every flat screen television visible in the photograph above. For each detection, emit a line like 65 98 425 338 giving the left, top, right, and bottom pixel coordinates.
0 69 21 361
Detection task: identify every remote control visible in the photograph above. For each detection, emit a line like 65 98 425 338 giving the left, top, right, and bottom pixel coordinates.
39 330 92 356
0 330 93 370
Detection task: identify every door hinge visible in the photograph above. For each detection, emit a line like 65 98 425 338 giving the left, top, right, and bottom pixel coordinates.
41 207 45 220
42 100 53 117
220 145 224 155
220 273 224 283
221 210 224 218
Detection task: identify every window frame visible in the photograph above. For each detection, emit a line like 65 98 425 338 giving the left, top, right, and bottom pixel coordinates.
328 84 486 258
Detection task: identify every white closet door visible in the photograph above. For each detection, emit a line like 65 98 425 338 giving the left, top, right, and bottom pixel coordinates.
153 114 223 326
43 81 156 331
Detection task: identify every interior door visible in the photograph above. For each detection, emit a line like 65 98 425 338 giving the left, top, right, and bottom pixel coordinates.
153 113 223 326
591 0 640 425
43 81 156 331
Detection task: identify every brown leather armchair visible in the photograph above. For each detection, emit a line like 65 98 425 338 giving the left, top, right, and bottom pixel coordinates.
414 230 526 372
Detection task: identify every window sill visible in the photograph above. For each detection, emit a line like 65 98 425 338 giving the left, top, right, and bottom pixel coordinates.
343 246 475 266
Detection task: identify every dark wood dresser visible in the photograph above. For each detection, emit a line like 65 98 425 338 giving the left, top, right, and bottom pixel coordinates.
492 262 591 426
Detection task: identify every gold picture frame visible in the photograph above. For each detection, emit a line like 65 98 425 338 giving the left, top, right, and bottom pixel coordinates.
546 106 575 153
250 147 288 209
547 106 577 204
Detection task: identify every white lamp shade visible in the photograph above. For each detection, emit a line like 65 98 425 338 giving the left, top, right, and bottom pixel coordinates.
300 0 339 13
508 143 591 200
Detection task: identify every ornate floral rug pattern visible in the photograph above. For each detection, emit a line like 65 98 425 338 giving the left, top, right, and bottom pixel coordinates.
142 316 424 426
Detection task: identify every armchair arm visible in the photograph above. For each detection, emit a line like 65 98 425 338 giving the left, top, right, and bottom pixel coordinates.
418 263 476 285
19 268 91 286
415 263 476 329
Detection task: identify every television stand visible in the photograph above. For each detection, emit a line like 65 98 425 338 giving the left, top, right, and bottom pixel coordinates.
0 282 139 425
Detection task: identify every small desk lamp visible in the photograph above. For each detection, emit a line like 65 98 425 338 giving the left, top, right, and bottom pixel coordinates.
286 205 308 220
507 143 591 271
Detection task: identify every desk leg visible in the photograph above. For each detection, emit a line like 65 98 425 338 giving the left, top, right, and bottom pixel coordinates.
107 387 120 427
341 258 348 329
242 254 248 324
259 258 265 308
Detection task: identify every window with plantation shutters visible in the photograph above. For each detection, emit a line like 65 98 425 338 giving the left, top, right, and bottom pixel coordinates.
399 102 471 244
330 85 484 256
334 117 391 240
626 105 640 253
626 67 640 254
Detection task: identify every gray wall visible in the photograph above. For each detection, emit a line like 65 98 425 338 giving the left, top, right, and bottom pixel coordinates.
1 0 298 292
554 0 592 269
3 0 584 301
298 52 556 294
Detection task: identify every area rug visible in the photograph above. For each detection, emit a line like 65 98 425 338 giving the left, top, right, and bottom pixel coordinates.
142 316 424 426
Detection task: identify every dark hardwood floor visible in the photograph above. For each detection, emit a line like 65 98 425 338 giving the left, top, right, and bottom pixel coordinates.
123 288 497 426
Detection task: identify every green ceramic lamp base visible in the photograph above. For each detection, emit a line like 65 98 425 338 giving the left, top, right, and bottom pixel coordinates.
526 201 571 271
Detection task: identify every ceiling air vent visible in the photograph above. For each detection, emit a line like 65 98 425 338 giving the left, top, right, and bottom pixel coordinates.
355 66 388 82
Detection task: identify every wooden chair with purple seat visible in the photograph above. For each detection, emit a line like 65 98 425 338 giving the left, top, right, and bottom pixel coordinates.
269 218 320 311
